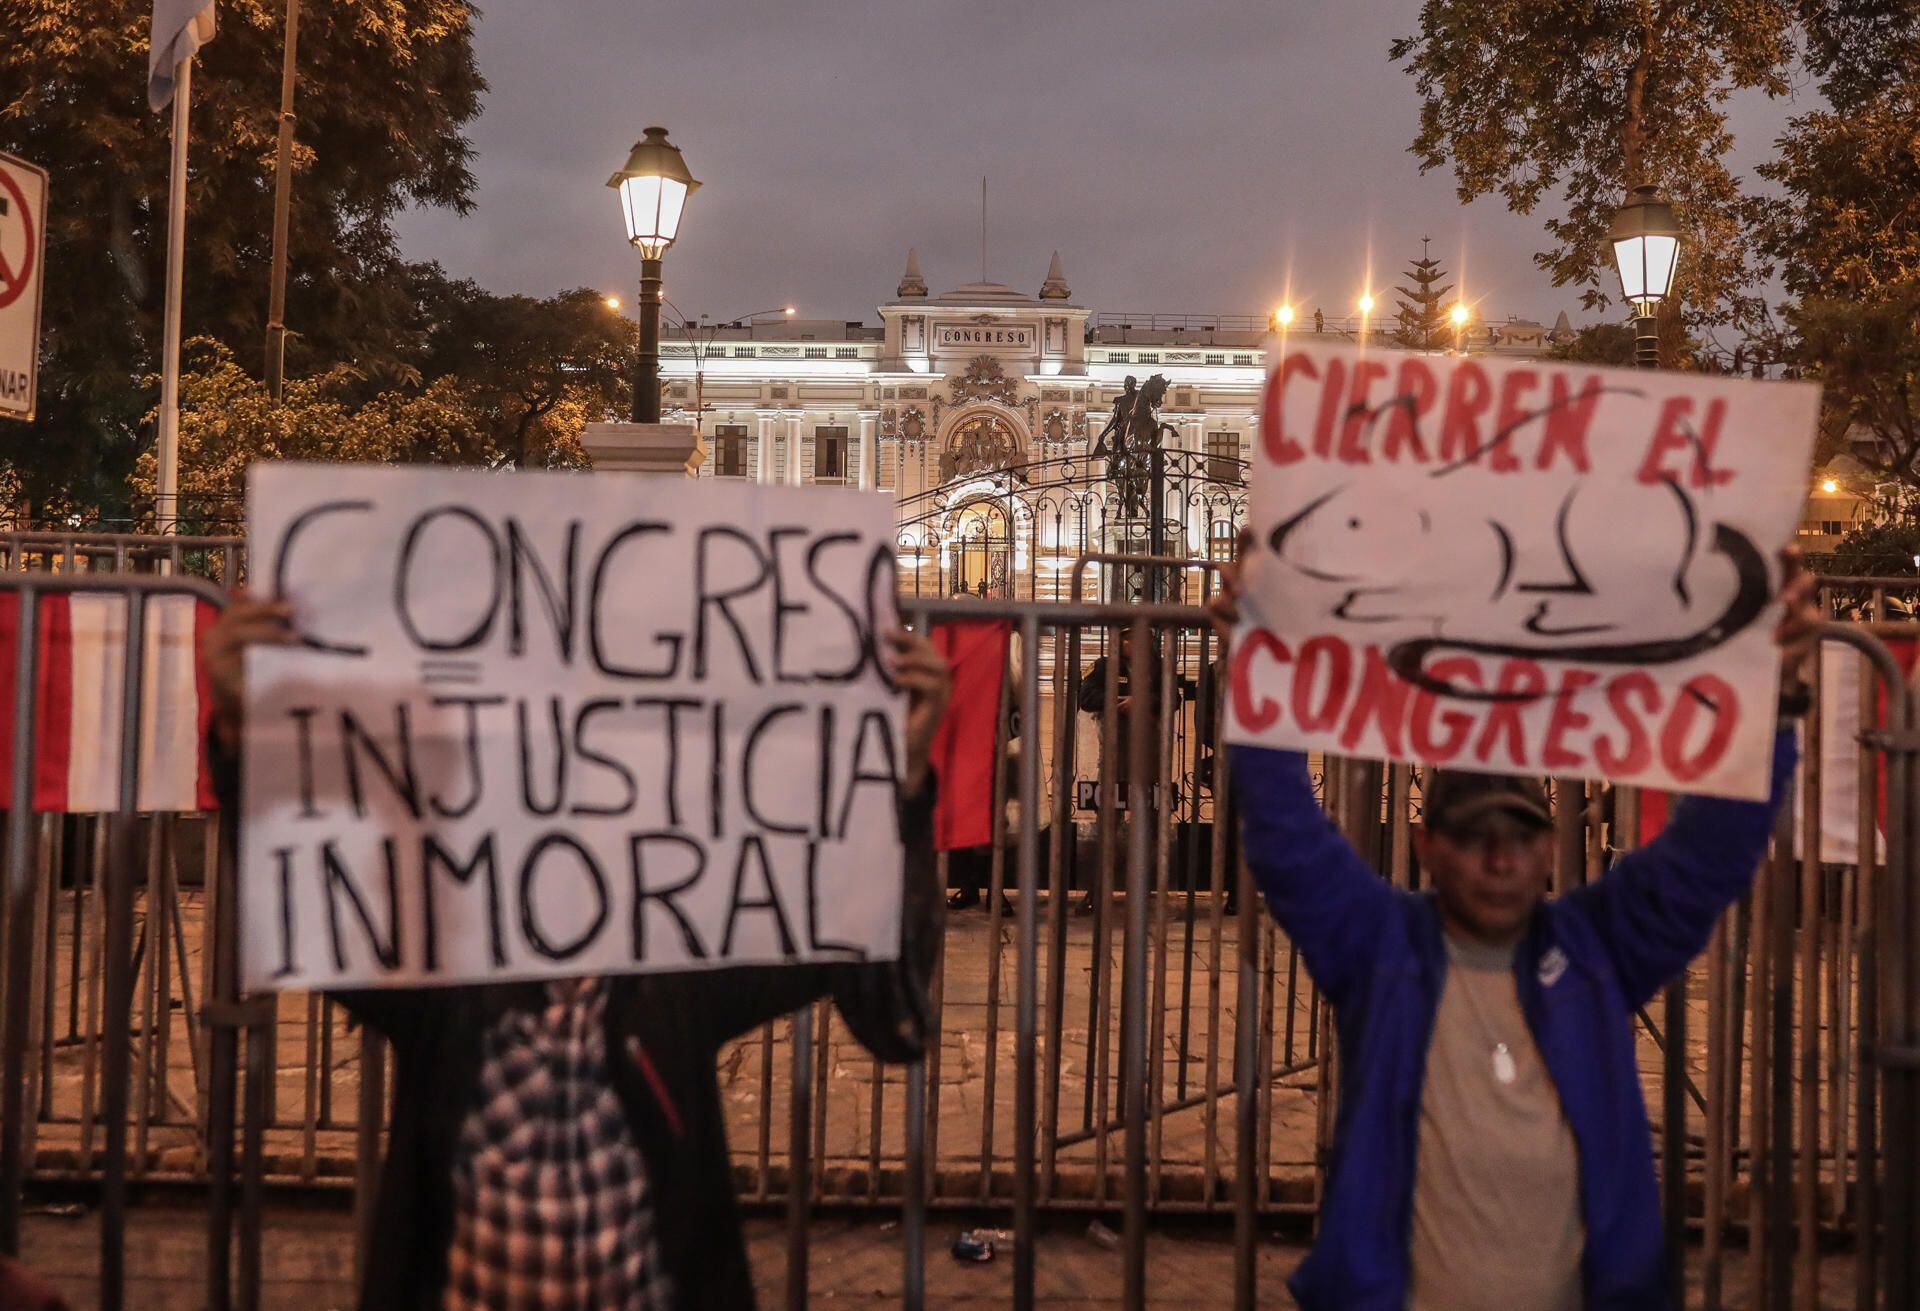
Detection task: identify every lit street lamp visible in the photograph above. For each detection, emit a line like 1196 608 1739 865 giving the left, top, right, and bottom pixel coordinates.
609 126 700 422
1449 302 1469 353
1610 184 1681 371
1613 183 1687 1309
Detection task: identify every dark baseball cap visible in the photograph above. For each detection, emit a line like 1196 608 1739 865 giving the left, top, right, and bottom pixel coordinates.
1423 769 1553 834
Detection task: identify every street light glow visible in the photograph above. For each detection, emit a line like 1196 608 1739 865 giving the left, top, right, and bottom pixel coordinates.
606 296 622 311
1450 304 1469 326
1357 293 1375 314
1822 479 1839 493
1274 304 1295 327
783 306 797 316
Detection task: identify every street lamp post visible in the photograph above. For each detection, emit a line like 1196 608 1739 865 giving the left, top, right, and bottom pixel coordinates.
609 126 700 423
1611 180 1686 1307
1610 184 1680 371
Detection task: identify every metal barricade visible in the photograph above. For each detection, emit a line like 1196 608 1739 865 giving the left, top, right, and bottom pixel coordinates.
4 536 1920 1309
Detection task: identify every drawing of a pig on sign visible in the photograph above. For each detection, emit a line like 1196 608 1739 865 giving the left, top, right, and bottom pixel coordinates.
1224 341 1820 800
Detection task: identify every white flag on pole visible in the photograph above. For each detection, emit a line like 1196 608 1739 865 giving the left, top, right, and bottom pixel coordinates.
148 0 217 111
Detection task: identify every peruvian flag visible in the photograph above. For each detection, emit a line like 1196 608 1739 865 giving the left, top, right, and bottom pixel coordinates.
0 593 220 812
930 619 1013 851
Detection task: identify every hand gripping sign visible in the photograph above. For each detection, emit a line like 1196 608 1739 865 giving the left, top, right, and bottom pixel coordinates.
1225 342 1820 801
240 464 908 991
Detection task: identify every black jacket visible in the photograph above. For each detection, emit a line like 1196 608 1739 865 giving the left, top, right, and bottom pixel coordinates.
218 753 939 1311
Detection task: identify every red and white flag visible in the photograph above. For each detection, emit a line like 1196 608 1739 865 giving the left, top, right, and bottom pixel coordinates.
0 593 219 812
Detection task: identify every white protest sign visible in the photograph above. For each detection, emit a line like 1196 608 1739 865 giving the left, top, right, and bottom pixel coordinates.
0 151 48 422
1225 341 1820 800
240 464 907 991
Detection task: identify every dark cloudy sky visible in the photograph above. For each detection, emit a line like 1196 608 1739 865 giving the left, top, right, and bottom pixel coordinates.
395 0 1801 329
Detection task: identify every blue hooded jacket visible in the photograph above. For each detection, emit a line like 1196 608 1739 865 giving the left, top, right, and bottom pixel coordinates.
1231 731 1795 1310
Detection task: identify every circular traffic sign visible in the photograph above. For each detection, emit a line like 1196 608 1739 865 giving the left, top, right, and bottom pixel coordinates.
0 167 38 312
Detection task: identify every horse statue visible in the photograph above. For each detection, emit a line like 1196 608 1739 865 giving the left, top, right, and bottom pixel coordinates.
1103 373 1178 519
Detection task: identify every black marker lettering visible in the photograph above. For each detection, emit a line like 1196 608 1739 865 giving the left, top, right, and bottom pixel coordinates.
571 698 638 818
507 517 580 661
272 500 373 657
741 703 810 836
515 696 569 817
517 833 610 961
588 522 683 678
802 839 861 956
320 837 403 971
273 846 298 978
767 525 811 683
397 506 503 651
805 532 875 682
627 831 709 960
720 834 798 957
693 526 771 681
338 704 424 820
834 709 901 840
427 695 505 819
289 707 321 818
421 833 505 970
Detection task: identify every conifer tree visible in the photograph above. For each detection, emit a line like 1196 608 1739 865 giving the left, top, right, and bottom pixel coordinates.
1393 239 1453 351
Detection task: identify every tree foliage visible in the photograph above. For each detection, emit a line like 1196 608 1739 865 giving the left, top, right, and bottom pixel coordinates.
1393 241 1454 351
1391 1 1798 335
0 0 484 508
1823 518 1920 578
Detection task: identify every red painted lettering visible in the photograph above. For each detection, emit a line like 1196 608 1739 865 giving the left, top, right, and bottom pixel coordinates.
1337 359 1389 463
1438 361 1492 464
1593 672 1661 774
1471 658 1547 765
1659 674 1740 783
1262 355 1316 466
1488 369 1536 473
1230 630 1291 731
1636 397 1695 485
1311 358 1349 459
1409 657 1483 761
1338 645 1412 754
1541 669 1599 770
1291 636 1353 732
1538 374 1599 473
1381 358 1436 463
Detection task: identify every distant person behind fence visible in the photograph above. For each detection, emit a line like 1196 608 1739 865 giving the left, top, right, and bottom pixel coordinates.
1208 537 1816 1311
202 598 952 1311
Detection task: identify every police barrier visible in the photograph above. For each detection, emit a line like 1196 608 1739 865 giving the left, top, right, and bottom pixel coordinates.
1 536 1918 1310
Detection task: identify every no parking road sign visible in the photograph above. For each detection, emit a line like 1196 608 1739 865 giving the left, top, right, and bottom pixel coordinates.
0 151 48 422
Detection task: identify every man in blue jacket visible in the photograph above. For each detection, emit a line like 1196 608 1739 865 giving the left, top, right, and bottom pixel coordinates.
1209 548 1817 1311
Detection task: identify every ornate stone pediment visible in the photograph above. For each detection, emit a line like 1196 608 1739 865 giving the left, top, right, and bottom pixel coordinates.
946 355 1020 408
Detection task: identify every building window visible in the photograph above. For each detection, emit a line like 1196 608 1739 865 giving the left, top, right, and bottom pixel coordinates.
836 347 859 359
1208 520 1239 562
1233 353 1255 365
712 424 748 478
805 346 828 359
1205 353 1225 365
1137 353 1160 364
1207 430 1242 482
814 426 848 480
734 346 756 358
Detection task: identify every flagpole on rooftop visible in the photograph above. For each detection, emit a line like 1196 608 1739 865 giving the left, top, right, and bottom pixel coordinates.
155 54 191 536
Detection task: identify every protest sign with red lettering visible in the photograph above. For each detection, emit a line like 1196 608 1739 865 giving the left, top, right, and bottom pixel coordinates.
1225 341 1820 800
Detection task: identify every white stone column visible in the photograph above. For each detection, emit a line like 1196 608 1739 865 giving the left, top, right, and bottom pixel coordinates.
756 413 776 484
858 414 878 491
786 413 805 486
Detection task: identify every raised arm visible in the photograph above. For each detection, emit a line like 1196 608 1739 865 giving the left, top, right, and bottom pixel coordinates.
1562 726 1797 1009
1231 745 1400 1006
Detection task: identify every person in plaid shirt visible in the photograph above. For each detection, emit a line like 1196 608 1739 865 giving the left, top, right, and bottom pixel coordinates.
206 602 953 1311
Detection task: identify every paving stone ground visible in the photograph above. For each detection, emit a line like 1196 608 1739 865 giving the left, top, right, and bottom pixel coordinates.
15 1199 1863 1309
